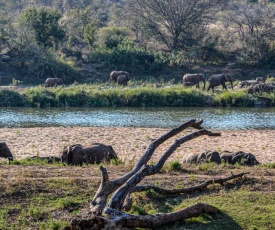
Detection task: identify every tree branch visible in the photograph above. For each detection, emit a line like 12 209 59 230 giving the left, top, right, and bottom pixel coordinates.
131 172 250 195
90 119 214 214
70 203 217 229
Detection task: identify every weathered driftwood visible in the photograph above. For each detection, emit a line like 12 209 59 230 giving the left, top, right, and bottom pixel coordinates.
131 172 250 195
67 119 248 229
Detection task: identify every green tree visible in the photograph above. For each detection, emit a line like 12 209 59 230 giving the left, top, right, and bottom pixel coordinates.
95 26 130 49
222 0 275 66
124 0 222 51
21 7 65 48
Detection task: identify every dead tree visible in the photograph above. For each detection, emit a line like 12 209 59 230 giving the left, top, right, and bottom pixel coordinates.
67 119 249 229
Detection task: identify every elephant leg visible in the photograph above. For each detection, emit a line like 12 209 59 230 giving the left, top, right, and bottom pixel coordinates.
222 83 227 91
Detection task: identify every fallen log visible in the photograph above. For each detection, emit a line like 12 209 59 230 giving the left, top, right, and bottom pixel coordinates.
66 119 249 229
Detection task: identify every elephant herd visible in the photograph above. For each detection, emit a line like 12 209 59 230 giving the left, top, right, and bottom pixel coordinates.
44 71 233 90
182 73 234 92
43 70 130 87
183 150 260 166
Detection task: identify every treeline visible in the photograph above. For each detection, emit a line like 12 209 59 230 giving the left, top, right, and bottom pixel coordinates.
1 0 275 84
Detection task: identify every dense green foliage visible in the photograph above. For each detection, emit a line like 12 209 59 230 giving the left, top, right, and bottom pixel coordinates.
21 7 65 48
1 1 275 85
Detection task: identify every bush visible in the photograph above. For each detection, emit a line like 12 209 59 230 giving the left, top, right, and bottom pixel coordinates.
214 91 254 107
0 90 25 106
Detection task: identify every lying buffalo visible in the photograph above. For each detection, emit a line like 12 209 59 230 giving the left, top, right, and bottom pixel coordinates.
184 151 221 164
184 150 259 166
60 143 118 166
0 142 13 163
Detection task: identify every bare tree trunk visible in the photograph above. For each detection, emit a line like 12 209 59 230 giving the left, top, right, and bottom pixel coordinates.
67 119 249 229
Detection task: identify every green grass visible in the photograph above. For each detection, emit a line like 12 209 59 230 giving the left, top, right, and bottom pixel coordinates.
132 189 275 230
0 163 274 230
2 82 274 108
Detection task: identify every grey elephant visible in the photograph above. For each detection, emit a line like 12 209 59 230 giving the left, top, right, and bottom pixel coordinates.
0 142 13 163
231 151 259 166
197 151 221 164
117 74 129 86
182 73 206 89
207 73 233 92
110 71 129 82
44 77 64 87
60 143 118 166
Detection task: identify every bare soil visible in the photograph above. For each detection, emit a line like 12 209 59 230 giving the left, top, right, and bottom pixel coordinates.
1 127 274 164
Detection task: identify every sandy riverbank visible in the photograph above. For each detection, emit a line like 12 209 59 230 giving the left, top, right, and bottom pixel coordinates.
1 127 274 164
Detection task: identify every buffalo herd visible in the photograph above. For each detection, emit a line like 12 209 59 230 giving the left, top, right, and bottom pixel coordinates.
1 141 260 167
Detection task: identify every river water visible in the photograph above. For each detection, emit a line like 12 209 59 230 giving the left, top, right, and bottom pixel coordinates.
0 107 274 129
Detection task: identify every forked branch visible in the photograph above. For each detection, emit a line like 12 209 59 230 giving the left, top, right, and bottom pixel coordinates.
90 119 220 214
67 119 251 229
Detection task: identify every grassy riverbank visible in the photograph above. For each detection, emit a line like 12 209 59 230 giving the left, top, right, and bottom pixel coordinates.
1 82 274 108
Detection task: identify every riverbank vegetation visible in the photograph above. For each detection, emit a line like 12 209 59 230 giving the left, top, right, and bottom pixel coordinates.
1 81 275 107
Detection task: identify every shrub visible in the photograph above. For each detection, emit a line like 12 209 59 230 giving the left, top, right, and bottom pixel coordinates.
167 161 182 171
214 91 254 107
0 90 25 106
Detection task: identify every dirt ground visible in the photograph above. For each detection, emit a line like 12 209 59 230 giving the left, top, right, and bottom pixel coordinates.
1 126 274 164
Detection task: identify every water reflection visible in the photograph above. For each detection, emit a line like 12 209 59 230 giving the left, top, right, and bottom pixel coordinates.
0 107 274 129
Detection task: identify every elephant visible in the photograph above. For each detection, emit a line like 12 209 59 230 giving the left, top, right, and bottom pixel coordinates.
231 151 260 166
110 71 129 82
207 73 233 92
60 143 118 166
44 77 64 87
197 151 221 164
117 74 129 86
182 73 206 89
0 142 13 163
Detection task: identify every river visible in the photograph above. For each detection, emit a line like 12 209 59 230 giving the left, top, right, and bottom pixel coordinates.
0 107 275 129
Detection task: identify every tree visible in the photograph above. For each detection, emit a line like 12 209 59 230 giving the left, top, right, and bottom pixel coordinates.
221 0 275 66
95 26 130 48
66 119 249 229
20 7 65 48
124 0 222 51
